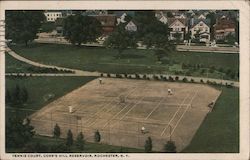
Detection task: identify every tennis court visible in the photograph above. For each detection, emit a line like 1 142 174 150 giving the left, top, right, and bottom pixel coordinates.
30 78 221 151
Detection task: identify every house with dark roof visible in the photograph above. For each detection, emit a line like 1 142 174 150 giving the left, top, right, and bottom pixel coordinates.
190 18 211 43
213 17 236 41
90 15 117 35
168 18 188 41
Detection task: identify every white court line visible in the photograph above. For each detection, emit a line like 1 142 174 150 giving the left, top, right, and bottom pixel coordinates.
169 90 199 137
83 86 137 126
86 86 139 127
160 93 191 136
101 86 149 129
144 97 165 120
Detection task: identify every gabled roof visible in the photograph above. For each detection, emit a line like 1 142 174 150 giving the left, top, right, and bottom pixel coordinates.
168 18 187 27
90 15 116 27
190 18 211 28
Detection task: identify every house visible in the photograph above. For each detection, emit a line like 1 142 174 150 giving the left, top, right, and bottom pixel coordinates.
190 19 211 43
44 11 63 22
91 15 116 35
213 17 236 41
168 18 188 41
117 13 127 25
159 15 168 24
125 20 137 32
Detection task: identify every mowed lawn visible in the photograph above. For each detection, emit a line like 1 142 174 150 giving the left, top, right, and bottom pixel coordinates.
10 43 239 79
183 87 239 153
6 76 96 119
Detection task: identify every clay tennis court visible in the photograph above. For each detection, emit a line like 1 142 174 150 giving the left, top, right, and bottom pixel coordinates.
30 78 221 151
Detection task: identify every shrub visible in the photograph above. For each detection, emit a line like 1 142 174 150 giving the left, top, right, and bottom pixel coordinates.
53 123 61 139
124 73 127 78
153 75 159 80
135 74 140 79
164 140 176 153
190 78 194 83
206 80 211 84
144 137 152 153
66 129 73 147
100 73 103 77
200 79 204 83
76 132 85 150
182 77 188 82
175 76 179 81
143 75 147 79
107 73 111 77
169 76 174 82
94 130 101 143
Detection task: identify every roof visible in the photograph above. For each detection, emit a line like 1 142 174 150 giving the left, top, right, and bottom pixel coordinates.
168 18 187 27
90 15 116 27
113 11 135 17
190 18 211 28
214 17 235 30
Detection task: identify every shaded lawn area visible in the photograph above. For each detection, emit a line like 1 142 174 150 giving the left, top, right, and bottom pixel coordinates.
10 43 239 79
182 86 239 153
5 76 96 120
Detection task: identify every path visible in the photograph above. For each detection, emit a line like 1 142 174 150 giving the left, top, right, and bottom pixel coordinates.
5 47 239 87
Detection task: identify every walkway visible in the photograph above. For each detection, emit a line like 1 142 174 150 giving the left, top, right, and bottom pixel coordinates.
5 47 239 88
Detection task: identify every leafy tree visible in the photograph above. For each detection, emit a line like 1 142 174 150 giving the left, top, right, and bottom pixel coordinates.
206 12 216 40
6 117 35 148
53 123 61 139
94 130 101 142
104 24 137 58
164 140 177 153
76 132 85 150
63 13 102 46
225 33 236 45
5 89 11 104
66 129 73 147
5 11 45 46
144 137 152 152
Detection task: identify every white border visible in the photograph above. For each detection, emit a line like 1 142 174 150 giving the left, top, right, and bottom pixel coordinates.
0 1 249 160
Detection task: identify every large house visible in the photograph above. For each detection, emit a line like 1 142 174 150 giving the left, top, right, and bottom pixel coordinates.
91 15 116 35
168 18 188 41
44 11 63 22
190 18 211 43
213 17 236 41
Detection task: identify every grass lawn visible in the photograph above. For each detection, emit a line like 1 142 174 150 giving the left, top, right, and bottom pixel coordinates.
182 86 239 153
10 43 239 80
5 76 96 120
7 135 144 153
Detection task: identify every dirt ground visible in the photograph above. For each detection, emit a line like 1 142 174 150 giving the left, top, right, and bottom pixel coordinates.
30 78 221 152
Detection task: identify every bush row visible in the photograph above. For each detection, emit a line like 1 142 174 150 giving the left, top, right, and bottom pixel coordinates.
100 73 234 87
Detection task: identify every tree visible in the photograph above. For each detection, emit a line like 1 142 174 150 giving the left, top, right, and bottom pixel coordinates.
66 129 73 147
5 11 45 46
76 132 85 150
63 13 102 46
94 130 101 142
144 137 152 152
5 89 11 104
164 140 177 153
6 116 35 148
172 32 182 44
206 12 216 40
225 33 236 45
53 123 61 139
104 24 137 58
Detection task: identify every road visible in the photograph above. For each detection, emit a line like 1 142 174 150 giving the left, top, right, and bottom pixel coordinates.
5 47 239 87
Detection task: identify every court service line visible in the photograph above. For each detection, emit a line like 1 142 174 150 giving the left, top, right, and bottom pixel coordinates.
160 93 191 136
101 86 149 129
83 86 138 126
144 97 165 120
86 86 140 127
169 90 199 137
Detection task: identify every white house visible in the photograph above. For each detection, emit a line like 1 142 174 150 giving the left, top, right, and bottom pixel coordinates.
168 18 188 41
190 19 211 43
117 13 127 25
44 11 62 22
197 14 206 20
159 15 168 24
125 21 137 32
